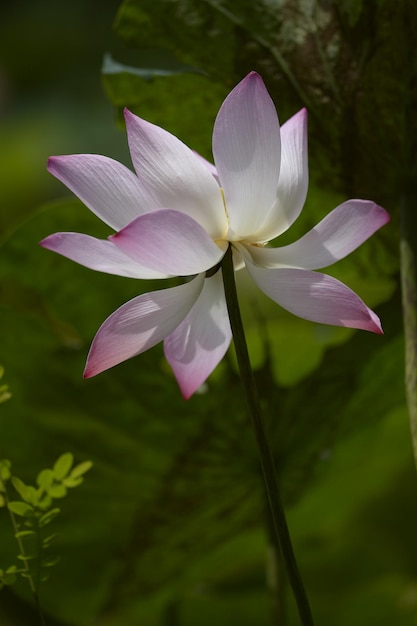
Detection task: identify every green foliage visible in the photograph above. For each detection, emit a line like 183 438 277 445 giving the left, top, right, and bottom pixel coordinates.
0 194 408 625
112 0 417 215
2 0 416 624
338 0 364 26
0 367 11 404
113 0 235 80
0 455 92 593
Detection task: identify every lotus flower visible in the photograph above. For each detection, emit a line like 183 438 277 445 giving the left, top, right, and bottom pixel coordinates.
40 72 389 398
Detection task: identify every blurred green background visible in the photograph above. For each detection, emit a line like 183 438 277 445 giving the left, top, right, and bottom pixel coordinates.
1 1 416 625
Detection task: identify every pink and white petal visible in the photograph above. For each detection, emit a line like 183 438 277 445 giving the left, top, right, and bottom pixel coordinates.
245 199 390 270
193 151 220 184
246 262 383 333
48 154 152 230
40 232 169 279
212 72 281 240
255 108 308 241
164 271 232 398
110 209 227 276
84 274 205 378
124 110 227 239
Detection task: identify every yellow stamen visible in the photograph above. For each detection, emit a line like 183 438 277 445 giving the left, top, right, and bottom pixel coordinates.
220 187 229 226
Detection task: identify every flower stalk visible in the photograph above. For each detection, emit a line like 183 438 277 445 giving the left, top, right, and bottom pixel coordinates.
221 244 314 626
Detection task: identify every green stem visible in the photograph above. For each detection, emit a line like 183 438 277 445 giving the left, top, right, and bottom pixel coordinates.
400 190 417 468
2 481 47 626
400 16 417 467
35 592 48 626
264 498 286 624
2 481 36 595
221 245 314 626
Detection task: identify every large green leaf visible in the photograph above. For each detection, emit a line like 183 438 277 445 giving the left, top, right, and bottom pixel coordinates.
113 0 417 214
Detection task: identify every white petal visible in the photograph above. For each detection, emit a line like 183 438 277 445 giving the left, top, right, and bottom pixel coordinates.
47 154 152 230
164 271 232 398
243 199 390 270
193 151 220 184
246 262 383 333
40 232 169 279
255 108 308 241
124 109 228 239
84 275 205 377
212 72 281 240
111 209 227 276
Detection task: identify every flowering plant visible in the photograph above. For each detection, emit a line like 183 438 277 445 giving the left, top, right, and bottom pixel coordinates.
41 72 389 398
